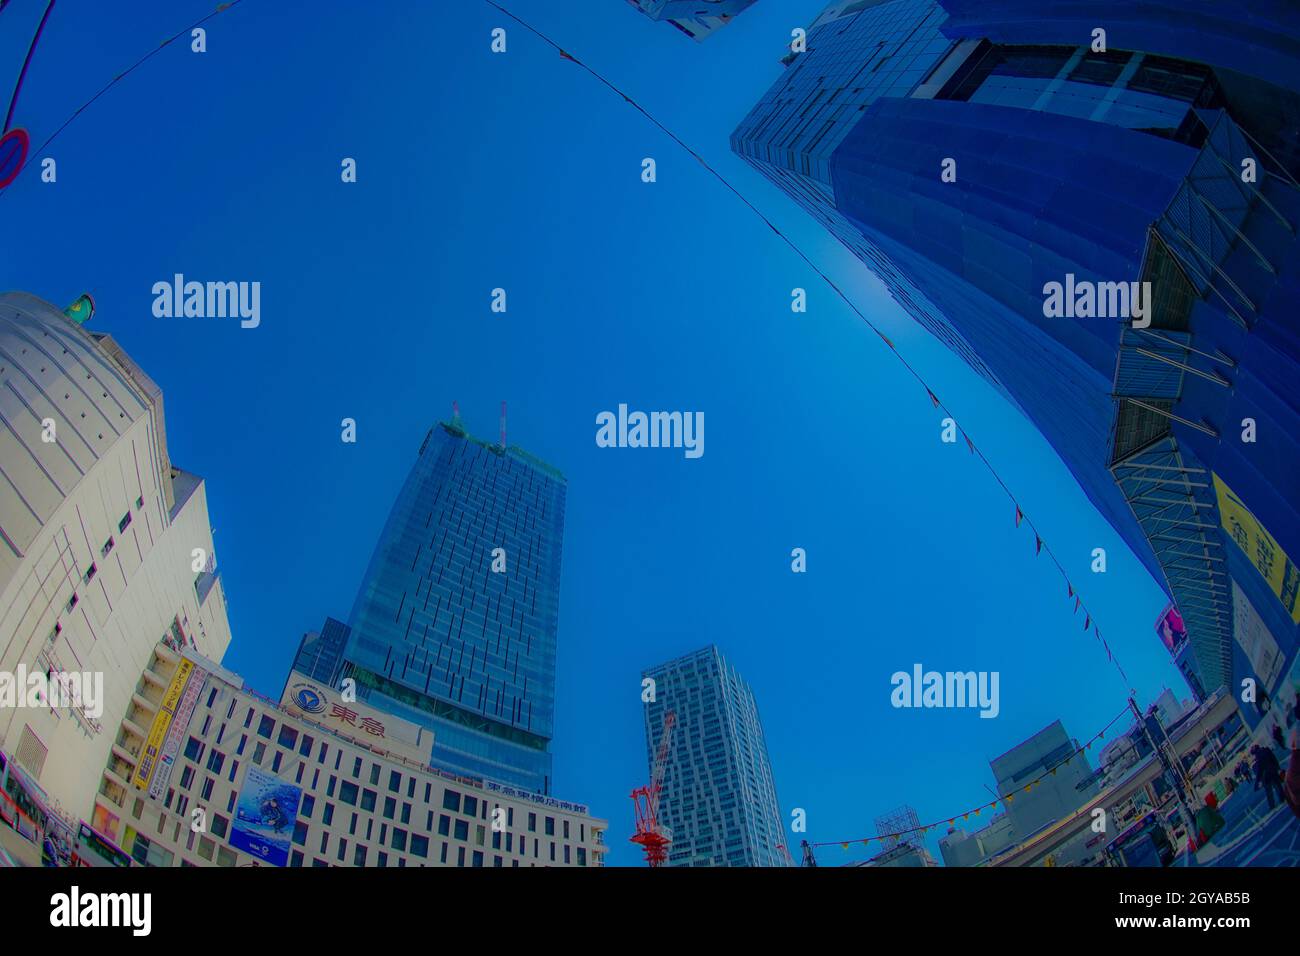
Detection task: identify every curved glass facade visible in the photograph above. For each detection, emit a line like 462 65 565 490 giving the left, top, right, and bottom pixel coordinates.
339 421 565 793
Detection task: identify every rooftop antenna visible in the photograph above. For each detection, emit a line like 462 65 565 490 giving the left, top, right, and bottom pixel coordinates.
499 401 507 450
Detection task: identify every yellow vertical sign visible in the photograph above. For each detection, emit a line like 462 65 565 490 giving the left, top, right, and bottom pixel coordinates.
1213 473 1300 623
132 657 194 790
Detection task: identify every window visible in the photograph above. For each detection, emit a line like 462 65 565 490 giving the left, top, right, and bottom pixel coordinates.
454 819 469 841
391 828 407 852
299 734 314 757
118 511 132 533
236 734 247 756
369 764 380 786
339 782 359 806
360 789 377 813
472 850 483 868
563 820 570 839
184 737 204 761
352 757 363 778
83 563 97 584
443 790 461 812
301 795 315 819
400 803 411 824
322 803 334 826
545 816 555 836
278 726 298 749
257 715 275 739
101 537 114 558
271 751 283 773
253 742 266 764
388 770 402 793
205 750 224 775
293 821 309 846
528 812 536 832
438 815 451 837
383 797 396 820
464 796 478 818
66 593 78 612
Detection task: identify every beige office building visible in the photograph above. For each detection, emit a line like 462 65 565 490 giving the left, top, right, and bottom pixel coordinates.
94 642 607 867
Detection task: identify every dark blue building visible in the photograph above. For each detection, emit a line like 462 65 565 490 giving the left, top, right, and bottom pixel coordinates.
732 0 1300 716
287 616 351 689
336 417 567 793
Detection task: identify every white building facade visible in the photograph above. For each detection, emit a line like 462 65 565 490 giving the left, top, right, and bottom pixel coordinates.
94 642 607 867
0 291 231 823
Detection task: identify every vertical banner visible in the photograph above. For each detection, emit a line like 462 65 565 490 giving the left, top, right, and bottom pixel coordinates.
148 664 209 800
132 658 195 790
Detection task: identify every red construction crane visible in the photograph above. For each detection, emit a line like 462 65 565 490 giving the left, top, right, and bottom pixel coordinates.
630 709 676 867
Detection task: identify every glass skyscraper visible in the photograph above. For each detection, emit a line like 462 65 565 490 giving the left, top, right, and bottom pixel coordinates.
288 616 351 686
732 0 1300 707
337 418 566 793
643 646 787 866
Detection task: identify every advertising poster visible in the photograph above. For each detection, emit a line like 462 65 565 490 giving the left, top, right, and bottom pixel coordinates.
229 766 301 867
1213 473 1300 623
1154 603 1187 655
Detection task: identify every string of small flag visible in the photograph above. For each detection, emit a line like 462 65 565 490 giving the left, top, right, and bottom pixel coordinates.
1 0 1138 693
811 703 1133 851
485 0 1136 692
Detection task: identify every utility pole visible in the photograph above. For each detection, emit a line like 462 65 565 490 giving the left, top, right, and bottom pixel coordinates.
800 839 818 868
1129 696 1197 851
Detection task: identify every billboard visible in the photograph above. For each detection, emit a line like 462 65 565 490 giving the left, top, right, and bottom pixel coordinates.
132 658 196 790
1213 473 1300 623
279 671 430 764
1154 604 1187 655
229 766 301 867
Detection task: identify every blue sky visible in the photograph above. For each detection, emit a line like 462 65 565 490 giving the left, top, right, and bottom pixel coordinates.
1 0 1186 865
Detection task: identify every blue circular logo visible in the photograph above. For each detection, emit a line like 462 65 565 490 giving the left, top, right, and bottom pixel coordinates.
293 686 325 714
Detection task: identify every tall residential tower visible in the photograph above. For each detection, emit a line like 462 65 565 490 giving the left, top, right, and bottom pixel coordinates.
642 646 786 866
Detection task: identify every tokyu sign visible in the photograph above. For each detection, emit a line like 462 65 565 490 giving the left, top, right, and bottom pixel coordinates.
279 672 431 764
